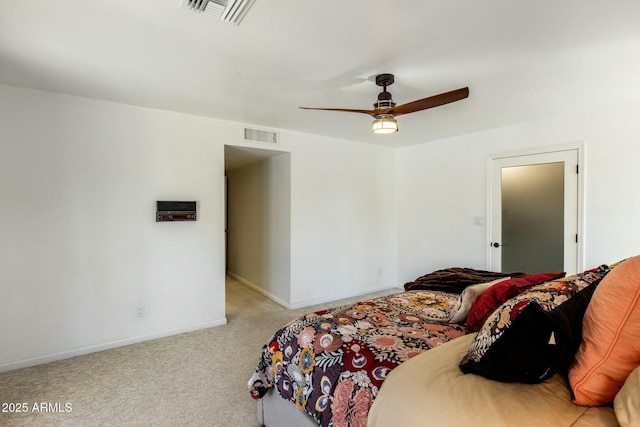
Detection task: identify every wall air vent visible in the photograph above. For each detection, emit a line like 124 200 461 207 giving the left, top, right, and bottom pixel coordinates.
179 0 255 25
244 127 279 145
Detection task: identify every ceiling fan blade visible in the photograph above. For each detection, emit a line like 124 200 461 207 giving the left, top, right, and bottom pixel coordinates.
299 106 378 117
390 87 469 116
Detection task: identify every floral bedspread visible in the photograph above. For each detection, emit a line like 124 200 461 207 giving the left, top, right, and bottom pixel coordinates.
248 290 469 427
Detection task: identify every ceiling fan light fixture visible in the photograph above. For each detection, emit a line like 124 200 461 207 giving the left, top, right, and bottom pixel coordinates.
299 73 469 135
372 114 398 134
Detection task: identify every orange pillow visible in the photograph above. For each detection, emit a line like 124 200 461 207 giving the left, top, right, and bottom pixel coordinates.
569 256 640 406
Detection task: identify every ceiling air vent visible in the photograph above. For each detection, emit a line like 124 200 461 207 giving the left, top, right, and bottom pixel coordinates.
179 0 255 25
244 127 279 145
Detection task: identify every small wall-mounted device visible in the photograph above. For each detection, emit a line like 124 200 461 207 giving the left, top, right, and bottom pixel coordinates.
156 201 197 222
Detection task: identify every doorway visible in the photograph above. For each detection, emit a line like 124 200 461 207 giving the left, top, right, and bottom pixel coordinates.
224 145 292 307
489 148 582 275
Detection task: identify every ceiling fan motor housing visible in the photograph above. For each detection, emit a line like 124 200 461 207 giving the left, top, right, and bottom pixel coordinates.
374 94 395 110
374 73 396 110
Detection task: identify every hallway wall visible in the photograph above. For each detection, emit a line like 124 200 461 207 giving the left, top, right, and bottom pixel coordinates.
226 152 291 306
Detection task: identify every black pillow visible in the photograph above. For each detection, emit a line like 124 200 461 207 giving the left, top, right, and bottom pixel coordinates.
459 278 601 383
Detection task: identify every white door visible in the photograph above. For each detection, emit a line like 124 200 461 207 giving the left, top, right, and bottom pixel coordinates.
489 149 580 274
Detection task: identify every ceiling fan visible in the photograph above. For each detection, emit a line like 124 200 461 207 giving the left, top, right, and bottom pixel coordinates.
300 73 469 134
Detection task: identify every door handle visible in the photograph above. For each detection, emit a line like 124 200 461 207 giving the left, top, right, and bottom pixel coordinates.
491 242 501 248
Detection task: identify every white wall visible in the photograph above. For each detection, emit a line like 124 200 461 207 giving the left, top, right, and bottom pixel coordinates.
226 153 291 305
0 84 398 370
266 153 293 303
0 84 229 371
227 133 399 309
396 99 640 285
227 161 267 284
289 135 398 307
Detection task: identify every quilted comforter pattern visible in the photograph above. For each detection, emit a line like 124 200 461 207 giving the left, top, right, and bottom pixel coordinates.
248 290 469 427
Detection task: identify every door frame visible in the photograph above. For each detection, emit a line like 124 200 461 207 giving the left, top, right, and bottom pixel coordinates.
486 143 585 274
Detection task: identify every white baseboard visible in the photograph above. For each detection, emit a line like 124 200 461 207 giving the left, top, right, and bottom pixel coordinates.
289 285 402 310
0 318 227 373
227 271 401 310
227 272 293 308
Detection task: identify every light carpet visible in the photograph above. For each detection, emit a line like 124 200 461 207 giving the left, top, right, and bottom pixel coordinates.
0 276 398 426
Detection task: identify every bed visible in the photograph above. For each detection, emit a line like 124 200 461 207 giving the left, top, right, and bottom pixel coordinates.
248 261 634 427
368 262 626 427
248 287 473 427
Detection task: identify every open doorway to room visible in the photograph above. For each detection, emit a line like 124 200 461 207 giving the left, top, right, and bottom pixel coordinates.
224 145 292 314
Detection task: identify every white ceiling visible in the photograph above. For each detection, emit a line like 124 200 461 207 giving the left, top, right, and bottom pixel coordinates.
1 0 640 147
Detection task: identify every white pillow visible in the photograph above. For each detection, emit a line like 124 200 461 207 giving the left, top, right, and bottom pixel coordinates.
614 365 640 427
449 277 510 324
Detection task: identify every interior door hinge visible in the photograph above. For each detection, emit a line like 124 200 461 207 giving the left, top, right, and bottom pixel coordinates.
576 234 579 243
576 164 579 174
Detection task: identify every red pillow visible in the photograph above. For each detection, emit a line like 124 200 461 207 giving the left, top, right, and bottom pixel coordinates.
465 271 566 331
